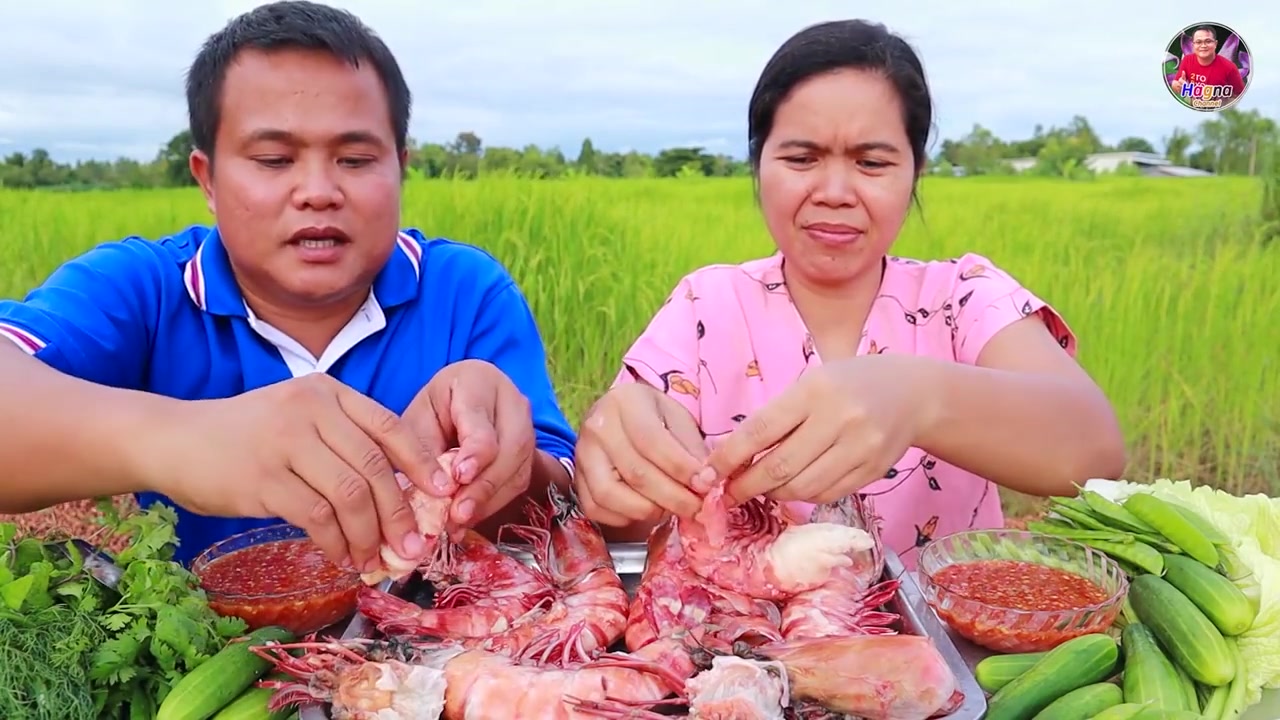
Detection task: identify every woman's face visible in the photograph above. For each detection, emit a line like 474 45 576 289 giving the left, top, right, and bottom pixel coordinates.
757 68 918 288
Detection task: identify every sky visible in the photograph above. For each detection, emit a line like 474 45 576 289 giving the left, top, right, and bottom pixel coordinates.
0 0 1275 164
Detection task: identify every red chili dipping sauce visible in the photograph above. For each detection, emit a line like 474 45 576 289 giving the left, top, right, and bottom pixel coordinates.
930 559 1117 653
197 538 359 635
935 559 1109 611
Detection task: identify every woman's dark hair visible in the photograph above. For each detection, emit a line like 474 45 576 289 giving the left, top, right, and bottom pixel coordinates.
747 20 934 182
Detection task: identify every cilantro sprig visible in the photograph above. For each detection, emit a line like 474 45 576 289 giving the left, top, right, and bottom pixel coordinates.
88 503 248 719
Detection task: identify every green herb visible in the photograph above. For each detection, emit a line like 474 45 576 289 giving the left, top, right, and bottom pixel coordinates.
2 502 248 719
88 503 248 719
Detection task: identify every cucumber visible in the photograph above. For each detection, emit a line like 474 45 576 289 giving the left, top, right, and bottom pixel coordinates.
1128 574 1235 687
1122 494 1219 567
156 626 296 720
1120 622 1185 711
1086 703 1150 720
211 685 293 720
1160 553 1257 636
1031 682 1123 720
974 651 1048 693
986 633 1119 720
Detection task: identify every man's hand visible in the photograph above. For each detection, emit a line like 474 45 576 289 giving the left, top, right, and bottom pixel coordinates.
403 360 536 531
140 373 439 573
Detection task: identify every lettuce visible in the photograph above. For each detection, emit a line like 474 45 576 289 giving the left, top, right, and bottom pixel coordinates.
1093 479 1280 706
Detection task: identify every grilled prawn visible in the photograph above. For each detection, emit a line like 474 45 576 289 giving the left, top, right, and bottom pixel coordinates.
251 636 690 720
677 483 877 601
356 483 628 667
360 449 463 585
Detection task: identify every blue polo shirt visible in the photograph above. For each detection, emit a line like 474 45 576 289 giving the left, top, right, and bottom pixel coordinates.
0 225 578 565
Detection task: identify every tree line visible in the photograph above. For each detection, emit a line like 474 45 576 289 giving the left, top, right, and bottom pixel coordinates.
0 108 1274 191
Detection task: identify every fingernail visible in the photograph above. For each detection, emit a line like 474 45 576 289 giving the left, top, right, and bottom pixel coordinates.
692 467 716 491
402 532 426 556
337 554 353 570
455 459 476 483
362 557 381 574
455 498 476 524
431 470 451 493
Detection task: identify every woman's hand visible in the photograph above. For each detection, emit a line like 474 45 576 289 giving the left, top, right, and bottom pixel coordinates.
573 383 708 527
702 354 938 506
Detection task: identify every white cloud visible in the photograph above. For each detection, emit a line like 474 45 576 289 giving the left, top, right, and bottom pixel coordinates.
0 0 1275 162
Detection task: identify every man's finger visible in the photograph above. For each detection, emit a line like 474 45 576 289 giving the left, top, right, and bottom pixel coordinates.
403 393 451 459
287 435 385 573
618 397 705 489
316 409 423 562
725 419 833 506
705 389 808 482
262 473 352 568
334 383 436 493
449 375 500 485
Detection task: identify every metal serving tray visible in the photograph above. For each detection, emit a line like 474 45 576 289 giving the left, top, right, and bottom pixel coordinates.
299 542 987 720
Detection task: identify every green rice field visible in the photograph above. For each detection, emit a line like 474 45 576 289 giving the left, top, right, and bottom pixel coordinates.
1 175 1276 510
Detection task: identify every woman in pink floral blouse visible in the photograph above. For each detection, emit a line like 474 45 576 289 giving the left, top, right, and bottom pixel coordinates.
570 19 1127 567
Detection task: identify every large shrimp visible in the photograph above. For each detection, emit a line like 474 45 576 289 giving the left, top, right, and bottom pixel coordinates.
355 527 558 640
677 483 878 601
356 483 629 667
736 635 964 720
778 495 901 640
251 636 691 720
626 516 781 655
360 449 463 585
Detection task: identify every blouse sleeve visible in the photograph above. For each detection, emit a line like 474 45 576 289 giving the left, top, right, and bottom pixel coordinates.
610 277 703 424
950 253 1077 366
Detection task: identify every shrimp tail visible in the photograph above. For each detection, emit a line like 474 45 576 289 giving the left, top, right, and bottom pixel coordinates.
356 586 445 638
561 697 675 719
586 650 692 695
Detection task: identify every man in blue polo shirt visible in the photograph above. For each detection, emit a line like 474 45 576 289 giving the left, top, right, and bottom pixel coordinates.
0 1 577 572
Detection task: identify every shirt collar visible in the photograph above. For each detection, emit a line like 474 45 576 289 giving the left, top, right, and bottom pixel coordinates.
183 227 423 316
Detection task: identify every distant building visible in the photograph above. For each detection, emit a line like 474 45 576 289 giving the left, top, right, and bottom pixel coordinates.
1002 151 1213 177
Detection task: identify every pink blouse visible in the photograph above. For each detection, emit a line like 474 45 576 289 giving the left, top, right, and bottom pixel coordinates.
611 252 1077 568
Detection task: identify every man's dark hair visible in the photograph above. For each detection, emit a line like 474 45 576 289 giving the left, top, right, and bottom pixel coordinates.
185 0 412 162
1192 25 1219 41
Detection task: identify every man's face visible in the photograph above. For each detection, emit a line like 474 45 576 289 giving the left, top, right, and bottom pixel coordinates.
191 47 407 314
1193 31 1217 62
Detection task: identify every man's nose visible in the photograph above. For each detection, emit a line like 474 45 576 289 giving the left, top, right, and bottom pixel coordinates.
291 159 344 209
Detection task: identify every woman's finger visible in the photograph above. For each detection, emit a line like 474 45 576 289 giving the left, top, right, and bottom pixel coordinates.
725 417 835 505
810 447 899 505
705 387 808 482
575 440 662 523
603 424 703 518
574 471 633 527
768 436 861 504
618 395 705 489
